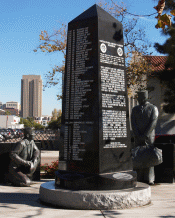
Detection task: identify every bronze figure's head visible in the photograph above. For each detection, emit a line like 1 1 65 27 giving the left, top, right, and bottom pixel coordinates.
137 90 148 105
23 127 35 140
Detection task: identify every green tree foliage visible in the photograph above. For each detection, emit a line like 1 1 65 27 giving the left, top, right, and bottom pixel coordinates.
19 117 44 129
19 117 33 127
52 108 60 120
5 111 11 115
33 122 45 130
57 109 62 117
47 109 62 129
154 0 175 113
47 116 61 130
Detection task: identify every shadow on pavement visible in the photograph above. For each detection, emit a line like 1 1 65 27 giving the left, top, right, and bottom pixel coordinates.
0 192 70 210
0 193 43 208
101 210 122 217
0 192 105 212
159 216 175 218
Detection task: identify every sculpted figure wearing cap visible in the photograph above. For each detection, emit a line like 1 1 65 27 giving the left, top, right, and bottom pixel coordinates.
131 90 159 147
8 127 40 186
131 90 159 184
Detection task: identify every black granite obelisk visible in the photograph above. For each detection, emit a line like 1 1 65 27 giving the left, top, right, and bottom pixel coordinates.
60 4 133 176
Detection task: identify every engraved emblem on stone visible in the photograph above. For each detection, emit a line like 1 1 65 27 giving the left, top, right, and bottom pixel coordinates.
117 47 123 56
113 173 133 180
100 43 107 53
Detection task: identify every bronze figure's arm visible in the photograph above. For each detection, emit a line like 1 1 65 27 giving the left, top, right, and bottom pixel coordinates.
9 141 31 167
131 108 141 137
144 106 159 138
32 142 40 169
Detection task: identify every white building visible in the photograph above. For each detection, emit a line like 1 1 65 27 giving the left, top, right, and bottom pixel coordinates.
6 101 20 110
34 115 52 127
0 115 24 129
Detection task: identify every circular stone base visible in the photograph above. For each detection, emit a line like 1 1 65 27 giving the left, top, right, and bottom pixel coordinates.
40 181 151 210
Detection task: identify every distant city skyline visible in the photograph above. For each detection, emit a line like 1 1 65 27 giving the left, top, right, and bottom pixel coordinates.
0 101 20 116
0 96 57 117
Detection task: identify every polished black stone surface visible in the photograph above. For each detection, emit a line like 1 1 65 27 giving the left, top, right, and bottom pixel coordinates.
60 4 133 175
55 170 137 190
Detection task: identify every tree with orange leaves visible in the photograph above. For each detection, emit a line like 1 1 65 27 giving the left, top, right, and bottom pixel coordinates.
154 0 175 30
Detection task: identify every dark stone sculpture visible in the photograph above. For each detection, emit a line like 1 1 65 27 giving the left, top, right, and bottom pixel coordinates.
57 4 137 190
131 90 159 184
7 127 40 187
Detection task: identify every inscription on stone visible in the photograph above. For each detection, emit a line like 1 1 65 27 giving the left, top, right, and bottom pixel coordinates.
102 110 127 139
102 94 126 108
101 66 125 93
61 4 133 174
63 26 96 161
72 122 86 161
99 40 125 66
100 38 127 149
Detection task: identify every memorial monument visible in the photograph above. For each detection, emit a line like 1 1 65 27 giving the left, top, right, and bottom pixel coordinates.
56 1 137 190
40 4 151 209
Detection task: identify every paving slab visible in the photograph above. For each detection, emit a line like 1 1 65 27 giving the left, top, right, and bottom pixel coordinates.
0 180 175 218
0 179 102 218
102 183 175 218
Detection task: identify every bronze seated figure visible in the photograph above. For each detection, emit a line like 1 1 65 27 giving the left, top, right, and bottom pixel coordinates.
7 127 40 187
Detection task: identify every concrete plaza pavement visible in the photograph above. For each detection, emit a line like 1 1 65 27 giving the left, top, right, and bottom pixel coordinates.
0 181 175 218
0 151 175 217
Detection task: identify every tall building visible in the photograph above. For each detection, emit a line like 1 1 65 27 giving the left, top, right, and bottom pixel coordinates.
21 75 42 118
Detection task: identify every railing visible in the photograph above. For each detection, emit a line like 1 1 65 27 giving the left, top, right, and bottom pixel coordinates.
0 129 60 150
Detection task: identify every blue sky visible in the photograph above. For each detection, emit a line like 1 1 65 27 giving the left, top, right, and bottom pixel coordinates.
0 0 167 116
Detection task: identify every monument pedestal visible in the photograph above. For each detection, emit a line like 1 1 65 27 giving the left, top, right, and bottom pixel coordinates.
55 170 137 190
40 170 151 210
40 181 151 210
